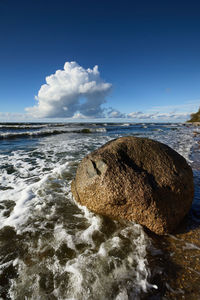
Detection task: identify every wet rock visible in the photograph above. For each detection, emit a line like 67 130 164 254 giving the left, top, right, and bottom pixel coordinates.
71 136 194 235
0 200 15 217
39 271 54 293
80 128 92 133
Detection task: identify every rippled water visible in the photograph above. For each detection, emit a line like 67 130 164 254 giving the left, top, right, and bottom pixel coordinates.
0 122 199 299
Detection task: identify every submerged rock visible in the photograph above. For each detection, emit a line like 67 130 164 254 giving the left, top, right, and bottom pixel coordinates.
80 128 92 134
71 136 194 235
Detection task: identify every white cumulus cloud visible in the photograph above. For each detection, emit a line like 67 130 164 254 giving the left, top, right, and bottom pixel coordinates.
127 112 154 119
107 108 126 118
26 61 112 118
127 111 190 121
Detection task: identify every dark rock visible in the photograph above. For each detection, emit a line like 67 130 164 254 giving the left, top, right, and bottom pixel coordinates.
187 107 200 122
80 128 92 134
71 136 194 235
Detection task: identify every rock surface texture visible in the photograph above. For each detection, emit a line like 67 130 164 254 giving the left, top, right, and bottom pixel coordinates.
71 137 194 235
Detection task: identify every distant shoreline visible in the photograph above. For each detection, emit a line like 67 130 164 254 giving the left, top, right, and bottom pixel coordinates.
187 122 200 126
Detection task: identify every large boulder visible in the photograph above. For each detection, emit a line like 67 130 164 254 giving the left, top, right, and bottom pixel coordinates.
71 137 194 235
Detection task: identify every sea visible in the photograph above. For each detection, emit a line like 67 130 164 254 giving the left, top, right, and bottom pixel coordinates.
0 122 199 300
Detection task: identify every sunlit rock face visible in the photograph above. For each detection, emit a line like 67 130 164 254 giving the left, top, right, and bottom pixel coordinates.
71 136 194 235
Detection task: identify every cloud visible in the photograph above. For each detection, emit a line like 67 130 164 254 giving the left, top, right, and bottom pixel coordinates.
127 112 154 119
127 111 190 121
107 108 126 118
0 112 30 122
26 61 112 118
72 112 87 119
0 110 190 123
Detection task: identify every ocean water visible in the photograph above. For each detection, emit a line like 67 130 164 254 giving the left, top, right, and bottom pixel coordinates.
0 122 199 299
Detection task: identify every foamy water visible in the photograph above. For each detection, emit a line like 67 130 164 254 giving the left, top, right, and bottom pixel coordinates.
0 122 197 299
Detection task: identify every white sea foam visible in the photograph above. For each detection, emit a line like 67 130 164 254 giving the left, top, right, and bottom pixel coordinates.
0 133 111 231
121 123 131 126
92 127 107 132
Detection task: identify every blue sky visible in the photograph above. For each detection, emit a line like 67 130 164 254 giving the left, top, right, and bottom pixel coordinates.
0 0 200 122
